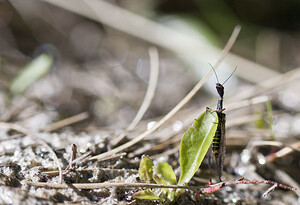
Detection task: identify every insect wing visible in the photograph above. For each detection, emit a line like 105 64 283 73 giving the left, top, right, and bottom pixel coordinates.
207 112 226 181
207 144 215 174
217 112 226 179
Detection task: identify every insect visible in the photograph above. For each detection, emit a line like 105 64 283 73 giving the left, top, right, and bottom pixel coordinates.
207 65 237 182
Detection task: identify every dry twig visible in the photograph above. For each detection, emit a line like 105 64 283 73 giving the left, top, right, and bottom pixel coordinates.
42 168 138 176
63 150 93 169
39 139 63 184
44 112 89 132
25 181 193 190
266 141 300 162
0 133 24 142
202 178 296 196
96 152 127 163
0 122 30 135
65 144 77 171
25 178 296 197
232 67 300 102
127 47 159 131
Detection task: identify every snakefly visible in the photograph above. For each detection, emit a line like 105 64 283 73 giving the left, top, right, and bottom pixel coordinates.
207 65 237 182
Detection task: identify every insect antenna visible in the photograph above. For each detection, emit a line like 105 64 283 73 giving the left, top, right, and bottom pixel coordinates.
222 66 237 85
208 63 220 84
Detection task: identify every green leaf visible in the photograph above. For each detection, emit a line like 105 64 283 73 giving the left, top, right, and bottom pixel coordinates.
10 54 53 94
153 162 176 185
153 162 177 202
138 155 154 182
178 109 218 186
133 189 161 200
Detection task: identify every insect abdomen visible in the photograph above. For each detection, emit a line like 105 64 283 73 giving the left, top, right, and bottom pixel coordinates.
212 112 225 157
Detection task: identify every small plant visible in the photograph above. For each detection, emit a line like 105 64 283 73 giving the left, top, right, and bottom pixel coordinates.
134 108 218 203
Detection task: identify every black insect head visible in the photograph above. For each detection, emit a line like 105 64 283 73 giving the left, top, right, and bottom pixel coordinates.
216 83 224 98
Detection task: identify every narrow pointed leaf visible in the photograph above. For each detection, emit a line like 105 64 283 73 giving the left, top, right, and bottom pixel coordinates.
178 109 218 186
134 189 160 200
138 155 154 182
10 54 53 94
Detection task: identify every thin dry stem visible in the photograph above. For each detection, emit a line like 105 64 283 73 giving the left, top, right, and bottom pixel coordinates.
226 114 261 128
25 178 296 195
0 122 30 135
266 141 300 162
225 179 297 191
44 112 88 132
65 144 77 171
262 184 277 197
232 67 300 102
68 150 93 166
275 170 300 198
25 181 194 191
150 146 179 160
89 25 241 161
39 139 63 184
0 133 24 142
96 152 127 162
226 95 269 111
248 140 285 148
203 179 297 195
214 25 241 69
42 168 138 176
127 47 159 131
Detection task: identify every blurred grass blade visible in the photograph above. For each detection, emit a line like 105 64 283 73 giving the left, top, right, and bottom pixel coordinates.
133 189 161 200
10 54 53 94
138 155 154 182
178 109 218 186
254 110 265 129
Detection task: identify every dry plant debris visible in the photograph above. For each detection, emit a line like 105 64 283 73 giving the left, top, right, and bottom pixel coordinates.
0 1 299 205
